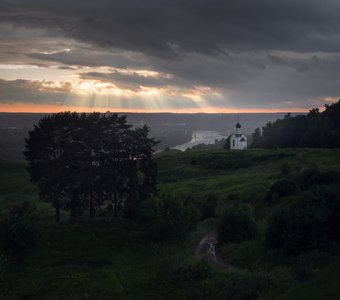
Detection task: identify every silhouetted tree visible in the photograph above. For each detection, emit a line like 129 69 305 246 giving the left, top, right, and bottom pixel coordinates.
24 112 79 223
25 112 158 222
251 127 262 148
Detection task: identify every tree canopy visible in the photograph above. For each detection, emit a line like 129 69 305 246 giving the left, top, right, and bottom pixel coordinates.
24 112 158 222
251 100 340 148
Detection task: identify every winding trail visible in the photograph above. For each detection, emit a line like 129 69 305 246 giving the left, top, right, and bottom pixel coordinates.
195 234 225 267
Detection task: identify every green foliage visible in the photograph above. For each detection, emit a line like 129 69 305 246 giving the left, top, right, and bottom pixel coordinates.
218 204 257 244
161 259 214 287
1 149 340 299
155 258 272 300
138 193 200 241
24 112 158 222
0 202 41 263
266 179 300 203
280 162 293 176
219 239 263 269
0 252 7 281
251 100 340 148
194 269 272 300
200 193 219 219
296 168 340 190
203 153 253 170
266 184 340 254
251 127 262 148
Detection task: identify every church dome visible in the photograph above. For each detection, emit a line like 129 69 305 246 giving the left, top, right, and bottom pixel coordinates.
236 122 241 129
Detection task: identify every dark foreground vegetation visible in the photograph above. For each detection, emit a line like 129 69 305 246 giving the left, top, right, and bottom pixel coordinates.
1 146 340 299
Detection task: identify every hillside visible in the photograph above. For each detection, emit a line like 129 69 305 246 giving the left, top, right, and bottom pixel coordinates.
1 149 340 299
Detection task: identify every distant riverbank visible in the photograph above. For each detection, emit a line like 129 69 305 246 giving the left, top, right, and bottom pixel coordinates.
172 130 227 151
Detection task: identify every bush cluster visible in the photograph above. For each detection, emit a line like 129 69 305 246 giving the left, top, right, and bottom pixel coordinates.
200 193 219 219
155 258 271 300
296 168 340 190
265 184 340 254
266 179 300 204
0 202 41 263
138 193 200 241
217 204 257 244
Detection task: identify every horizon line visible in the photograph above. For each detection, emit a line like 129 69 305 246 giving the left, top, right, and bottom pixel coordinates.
0 110 307 114
0 103 309 114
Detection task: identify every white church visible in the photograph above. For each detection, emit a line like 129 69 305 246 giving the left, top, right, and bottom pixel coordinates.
226 120 247 150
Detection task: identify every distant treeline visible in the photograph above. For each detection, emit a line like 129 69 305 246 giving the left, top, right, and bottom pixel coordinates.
252 100 340 148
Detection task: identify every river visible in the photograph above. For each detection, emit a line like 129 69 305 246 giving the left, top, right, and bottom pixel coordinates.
172 130 227 151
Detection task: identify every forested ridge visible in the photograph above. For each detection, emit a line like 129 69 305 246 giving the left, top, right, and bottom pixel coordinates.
252 100 340 148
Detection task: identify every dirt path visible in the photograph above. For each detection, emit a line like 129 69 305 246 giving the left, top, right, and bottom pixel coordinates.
195 234 225 267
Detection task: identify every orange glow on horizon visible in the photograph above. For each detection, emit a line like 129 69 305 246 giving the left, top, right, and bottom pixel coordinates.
0 102 309 114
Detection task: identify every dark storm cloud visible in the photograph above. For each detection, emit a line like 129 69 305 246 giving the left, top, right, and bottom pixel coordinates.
1 0 340 109
1 0 340 57
26 49 143 68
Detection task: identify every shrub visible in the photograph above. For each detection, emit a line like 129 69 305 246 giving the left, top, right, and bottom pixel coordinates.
265 184 340 254
168 259 214 287
266 179 300 203
217 204 257 244
155 258 271 300
193 269 271 300
227 193 240 201
138 193 200 241
0 202 41 263
280 162 293 176
296 168 340 190
200 193 219 219
0 252 7 281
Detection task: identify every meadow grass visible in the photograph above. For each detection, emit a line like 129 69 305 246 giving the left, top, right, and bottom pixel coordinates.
1 148 340 299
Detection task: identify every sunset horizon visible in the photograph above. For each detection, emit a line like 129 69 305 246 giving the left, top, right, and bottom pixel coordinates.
0 103 311 114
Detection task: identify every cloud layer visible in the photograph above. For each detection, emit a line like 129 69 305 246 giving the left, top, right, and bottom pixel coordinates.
0 0 340 111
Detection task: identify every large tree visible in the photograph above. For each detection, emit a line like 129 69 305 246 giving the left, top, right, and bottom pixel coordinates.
24 112 79 223
24 112 158 222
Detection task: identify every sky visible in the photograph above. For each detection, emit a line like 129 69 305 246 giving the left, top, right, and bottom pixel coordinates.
0 0 339 113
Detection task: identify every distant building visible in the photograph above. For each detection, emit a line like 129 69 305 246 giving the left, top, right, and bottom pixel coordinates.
225 120 247 150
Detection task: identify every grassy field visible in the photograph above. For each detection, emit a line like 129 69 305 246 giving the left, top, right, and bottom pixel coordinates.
0 160 38 214
1 149 340 299
157 148 340 202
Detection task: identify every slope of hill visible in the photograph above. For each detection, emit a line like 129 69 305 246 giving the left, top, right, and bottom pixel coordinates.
0 149 340 299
